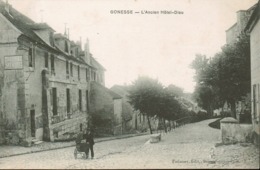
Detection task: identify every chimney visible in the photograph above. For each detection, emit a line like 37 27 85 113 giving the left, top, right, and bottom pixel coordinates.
5 0 10 13
84 38 91 64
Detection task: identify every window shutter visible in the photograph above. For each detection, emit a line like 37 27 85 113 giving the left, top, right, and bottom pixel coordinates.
256 84 260 122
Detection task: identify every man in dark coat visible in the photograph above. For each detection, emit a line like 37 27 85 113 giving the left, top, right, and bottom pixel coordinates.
85 127 94 159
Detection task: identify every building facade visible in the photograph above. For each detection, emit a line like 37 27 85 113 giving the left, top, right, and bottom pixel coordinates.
0 1 106 145
226 5 256 44
245 0 260 145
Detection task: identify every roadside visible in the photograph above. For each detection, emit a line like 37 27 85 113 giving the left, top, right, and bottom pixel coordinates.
0 132 149 158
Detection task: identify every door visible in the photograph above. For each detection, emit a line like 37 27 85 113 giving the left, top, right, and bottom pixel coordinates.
52 88 57 116
30 110 36 137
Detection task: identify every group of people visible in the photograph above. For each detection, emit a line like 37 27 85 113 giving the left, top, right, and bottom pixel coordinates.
76 124 95 159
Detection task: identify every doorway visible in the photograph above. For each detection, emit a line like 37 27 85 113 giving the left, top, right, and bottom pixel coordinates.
30 110 36 137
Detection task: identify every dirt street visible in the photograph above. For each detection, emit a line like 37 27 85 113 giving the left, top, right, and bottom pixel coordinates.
0 119 259 169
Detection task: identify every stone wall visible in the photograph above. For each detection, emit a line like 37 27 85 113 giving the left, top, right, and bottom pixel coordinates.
0 13 24 145
220 117 253 144
250 17 260 138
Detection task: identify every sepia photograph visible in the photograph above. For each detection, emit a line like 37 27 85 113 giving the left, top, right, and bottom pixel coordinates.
0 0 259 169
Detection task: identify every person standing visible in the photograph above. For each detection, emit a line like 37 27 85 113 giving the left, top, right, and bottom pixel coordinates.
85 127 95 159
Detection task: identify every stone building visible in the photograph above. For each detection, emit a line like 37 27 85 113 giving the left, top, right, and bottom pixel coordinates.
110 85 158 133
0 1 110 145
89 82 123 136
245 0 260 145
226 5 256 44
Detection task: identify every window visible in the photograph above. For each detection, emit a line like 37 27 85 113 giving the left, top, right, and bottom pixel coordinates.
94 72 96 81
79 89 82 111
66 89 70 115
86 68 89 81
52 87 58 116
28 47 34 67
50 54 55 74
44 52 48 68
78 65 80 80
66 60 69 78
70 63 73 76
86 90 89 112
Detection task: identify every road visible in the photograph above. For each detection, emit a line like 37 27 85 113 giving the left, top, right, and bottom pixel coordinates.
0 119 259 169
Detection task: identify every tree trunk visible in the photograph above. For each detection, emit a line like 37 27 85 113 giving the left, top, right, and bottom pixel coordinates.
207 104 213 118
230 100 236 119
147 115 153 134
163 118 167 133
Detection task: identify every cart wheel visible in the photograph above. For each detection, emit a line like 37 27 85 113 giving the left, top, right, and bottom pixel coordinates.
74 148 77 159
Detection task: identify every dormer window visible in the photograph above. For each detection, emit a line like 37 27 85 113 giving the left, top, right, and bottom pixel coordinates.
50 32 54 46
86 68 89 81
75 48 79 58
65 41 69 53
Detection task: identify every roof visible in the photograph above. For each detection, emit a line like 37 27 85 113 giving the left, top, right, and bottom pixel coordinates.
27 23 55 31
0 0 105 71
245 1 260 33
0 2 50 47
110 85 131 101
225 23 237 32
90 54 106 71
226 3 257 33
91 82 122 100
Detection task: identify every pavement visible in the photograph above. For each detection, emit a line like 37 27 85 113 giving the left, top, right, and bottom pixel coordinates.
0 132 149 158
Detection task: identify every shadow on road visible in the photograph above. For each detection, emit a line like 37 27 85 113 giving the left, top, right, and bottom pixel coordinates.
208 118 222 129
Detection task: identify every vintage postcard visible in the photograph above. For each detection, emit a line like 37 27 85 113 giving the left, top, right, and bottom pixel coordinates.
0 0 259 169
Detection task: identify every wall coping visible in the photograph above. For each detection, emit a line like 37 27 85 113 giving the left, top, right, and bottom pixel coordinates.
220 117 239 124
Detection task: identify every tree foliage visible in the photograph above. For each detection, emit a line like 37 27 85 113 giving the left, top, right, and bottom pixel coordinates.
128 76 191 134
191 34 251 118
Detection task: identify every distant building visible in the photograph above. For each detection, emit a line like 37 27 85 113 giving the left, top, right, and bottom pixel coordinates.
0 1 116 145
245 0 260 145
110 85 158 133
89 82 123 136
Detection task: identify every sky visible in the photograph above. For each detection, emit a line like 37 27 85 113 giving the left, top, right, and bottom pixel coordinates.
8 0 258 93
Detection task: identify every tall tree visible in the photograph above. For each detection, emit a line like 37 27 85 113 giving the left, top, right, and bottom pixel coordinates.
165 84 184 97
191 34 251 118
128 76 164 134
